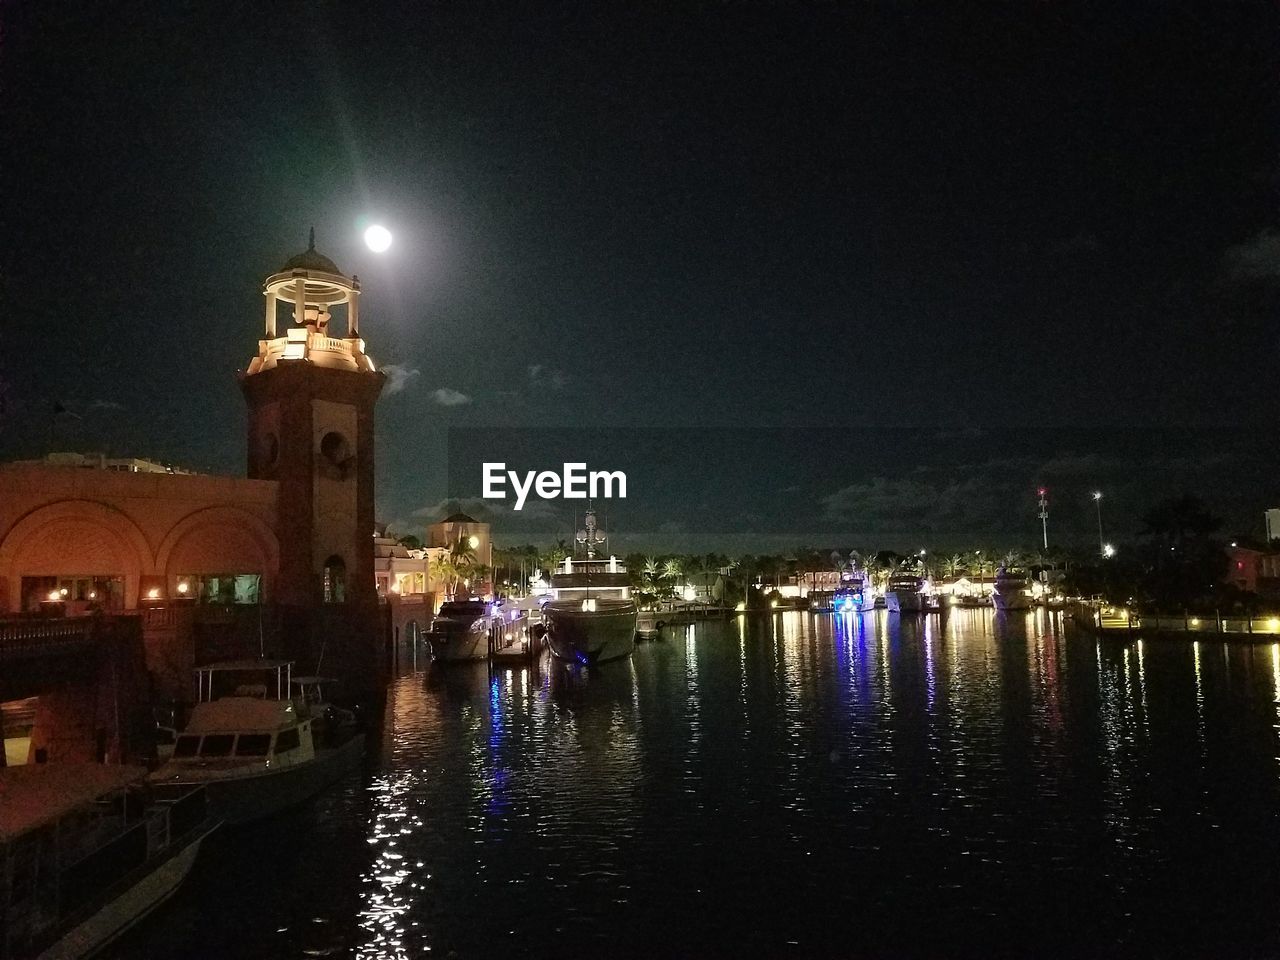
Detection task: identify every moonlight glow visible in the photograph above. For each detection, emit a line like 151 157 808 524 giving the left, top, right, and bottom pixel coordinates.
364 224 392 253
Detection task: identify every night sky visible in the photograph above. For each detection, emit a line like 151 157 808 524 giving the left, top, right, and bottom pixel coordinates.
3 2 1279 552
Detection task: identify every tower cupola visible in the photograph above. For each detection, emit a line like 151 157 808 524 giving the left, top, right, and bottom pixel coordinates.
246 229 375 375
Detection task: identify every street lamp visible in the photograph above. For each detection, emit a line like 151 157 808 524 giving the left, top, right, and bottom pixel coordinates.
1102 543 1115 559
1092 491 1105 556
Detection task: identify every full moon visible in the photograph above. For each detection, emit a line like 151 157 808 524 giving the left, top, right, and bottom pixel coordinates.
364 224 392 253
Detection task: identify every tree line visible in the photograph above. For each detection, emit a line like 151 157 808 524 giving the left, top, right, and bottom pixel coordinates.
429 496 1260 613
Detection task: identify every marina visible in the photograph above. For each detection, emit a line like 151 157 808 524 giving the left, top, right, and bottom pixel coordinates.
3 3 1276 956
100 609 1280 959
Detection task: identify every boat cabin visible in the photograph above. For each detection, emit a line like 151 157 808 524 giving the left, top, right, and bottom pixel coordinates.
549 556 632 602
0 765 209 959
164 661 317 774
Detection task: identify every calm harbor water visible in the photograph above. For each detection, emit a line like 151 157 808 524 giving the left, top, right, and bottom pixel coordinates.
112 610 1280 959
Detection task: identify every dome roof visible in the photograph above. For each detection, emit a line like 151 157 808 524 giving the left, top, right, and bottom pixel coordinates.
280 228 342 275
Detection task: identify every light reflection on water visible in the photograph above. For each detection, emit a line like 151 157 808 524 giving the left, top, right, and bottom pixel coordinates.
114 612 1280 959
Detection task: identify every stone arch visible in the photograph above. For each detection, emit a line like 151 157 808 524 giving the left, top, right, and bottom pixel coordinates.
0 500 153 612
155 506 280 598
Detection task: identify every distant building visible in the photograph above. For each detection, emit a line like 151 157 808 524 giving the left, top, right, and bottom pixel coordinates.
373 531 448 601
1265 508 1280 544
1225 544 1280 595
12 452 196 475
427 513 493 568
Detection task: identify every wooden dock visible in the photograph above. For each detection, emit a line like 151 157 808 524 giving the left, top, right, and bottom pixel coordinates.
1077 607 1280 643
486 616 544 664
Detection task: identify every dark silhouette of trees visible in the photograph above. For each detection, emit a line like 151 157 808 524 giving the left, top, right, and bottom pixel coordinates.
1137 495 1227 609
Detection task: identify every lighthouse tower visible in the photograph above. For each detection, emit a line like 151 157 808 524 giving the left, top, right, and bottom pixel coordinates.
240 231 385 614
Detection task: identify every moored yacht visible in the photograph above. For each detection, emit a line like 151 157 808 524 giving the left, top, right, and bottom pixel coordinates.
991 565 1032 612
541 511 638 664
885 573 924 614
1 764 215 960
150 660 364 824
832 571 869 613
426 598 491 661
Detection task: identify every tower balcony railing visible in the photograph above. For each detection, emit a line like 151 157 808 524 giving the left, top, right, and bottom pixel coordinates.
252 330 372 373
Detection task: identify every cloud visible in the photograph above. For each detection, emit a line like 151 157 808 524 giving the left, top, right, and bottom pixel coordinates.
1224 230 1280 280
412 495 563 530
430 387 472 407
820 475 1010 536
933 426 984 442
381 364 421 396
88 399 125 412
527 364 568 391
1035 453 1111 476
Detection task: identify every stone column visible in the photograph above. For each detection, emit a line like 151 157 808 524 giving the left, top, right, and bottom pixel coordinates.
265 290 277 337
348 288 360 337
294 277 306 326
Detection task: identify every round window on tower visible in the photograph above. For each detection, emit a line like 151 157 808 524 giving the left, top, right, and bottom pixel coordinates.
320 431 352 467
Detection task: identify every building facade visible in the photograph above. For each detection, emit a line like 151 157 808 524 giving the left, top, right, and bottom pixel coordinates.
0 233 387 704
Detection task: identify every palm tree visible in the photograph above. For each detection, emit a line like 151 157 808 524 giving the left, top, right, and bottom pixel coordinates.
972 549 992 580
688 556 718 603
544 539 570 572
829 550 846 578
429 552 459 599
642 557 661 593
867 552 897 592
944 554 967 578
1001 549 1026 571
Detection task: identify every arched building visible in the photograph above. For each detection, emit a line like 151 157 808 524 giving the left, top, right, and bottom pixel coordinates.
0 233 386 705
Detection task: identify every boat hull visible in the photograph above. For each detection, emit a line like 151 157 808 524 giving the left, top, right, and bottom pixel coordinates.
428 627 488 661
636 610 659 639
158 735 365 825
885 590 923 613
992 591 1032 612
544 601 637 664
38 824 214 960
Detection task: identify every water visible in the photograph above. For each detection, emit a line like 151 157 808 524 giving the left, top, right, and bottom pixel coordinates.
112 610 1280 958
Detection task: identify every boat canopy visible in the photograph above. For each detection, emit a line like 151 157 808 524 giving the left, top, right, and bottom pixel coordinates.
198 659 294 673
184 697 299 734
0 764 147 841
437 600 487 615
196 659 294 701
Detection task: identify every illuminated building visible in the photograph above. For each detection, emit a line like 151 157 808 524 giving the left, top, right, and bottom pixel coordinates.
0 233 389 707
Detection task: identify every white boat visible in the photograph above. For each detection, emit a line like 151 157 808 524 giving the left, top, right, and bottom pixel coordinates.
1 764 215 960
636 608 659 639
991 566 1032 612
541 511 637 664
885 574 924 614
150 660 364 825
425 599 491 661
